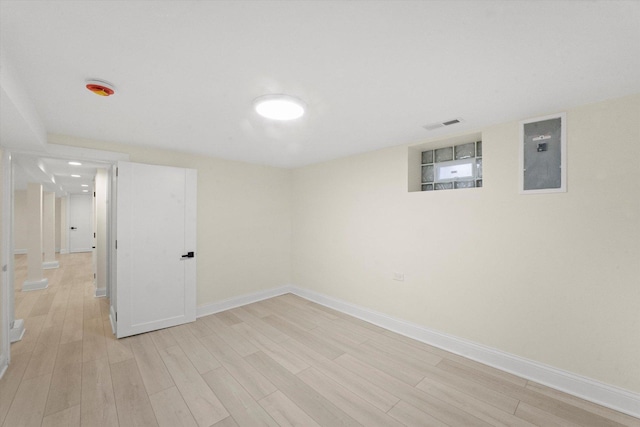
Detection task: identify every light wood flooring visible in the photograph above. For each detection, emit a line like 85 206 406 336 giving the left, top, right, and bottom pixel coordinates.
1 253 638 427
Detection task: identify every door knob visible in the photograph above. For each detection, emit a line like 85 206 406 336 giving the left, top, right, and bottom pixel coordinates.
180 251 195 260
70 227 77 230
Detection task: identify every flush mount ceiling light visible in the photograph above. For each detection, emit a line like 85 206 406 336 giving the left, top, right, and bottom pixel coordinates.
254 94 305 121
85 79 116 97
68 161 82 166
71 174 81 178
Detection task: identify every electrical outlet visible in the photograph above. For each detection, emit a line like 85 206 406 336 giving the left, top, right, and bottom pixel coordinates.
393 272 404 281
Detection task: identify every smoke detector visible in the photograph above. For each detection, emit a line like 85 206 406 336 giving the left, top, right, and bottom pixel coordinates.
85 79 116 97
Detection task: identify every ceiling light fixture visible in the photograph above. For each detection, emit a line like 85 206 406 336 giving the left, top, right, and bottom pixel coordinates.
254 94 305 121
71 174 81 178
68 161 82 166
81 184 89 187
85 79 116 97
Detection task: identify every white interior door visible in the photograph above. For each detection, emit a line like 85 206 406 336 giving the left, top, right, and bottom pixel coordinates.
68 194 94 252
115 161 197 338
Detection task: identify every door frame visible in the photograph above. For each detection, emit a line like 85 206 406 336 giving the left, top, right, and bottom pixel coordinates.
0 144 128 376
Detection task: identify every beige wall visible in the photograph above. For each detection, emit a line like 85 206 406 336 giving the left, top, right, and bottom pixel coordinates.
48 134 292 306
13 190 27 252
291 94 640 393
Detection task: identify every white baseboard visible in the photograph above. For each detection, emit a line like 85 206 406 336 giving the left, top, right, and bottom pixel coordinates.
22 278 48 291
196 286 292 318
288 286 640 419
42 260 60 269
59 249 69 254
194 284 639 417
95 287 107 298
13 249 26 255
9 319 25 343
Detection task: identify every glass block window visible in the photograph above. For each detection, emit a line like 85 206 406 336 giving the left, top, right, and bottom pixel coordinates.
421 140 482 191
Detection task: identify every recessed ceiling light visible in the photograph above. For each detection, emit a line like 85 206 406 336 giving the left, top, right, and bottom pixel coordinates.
68 161 82 166
254 94 305 121
71 174 81 178
82 190 88 192
81 184 89 187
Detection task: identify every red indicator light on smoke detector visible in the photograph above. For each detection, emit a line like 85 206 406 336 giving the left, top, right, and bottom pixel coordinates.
85 79 115 97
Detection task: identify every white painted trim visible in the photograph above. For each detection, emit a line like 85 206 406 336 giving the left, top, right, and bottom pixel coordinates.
288 286 640 418
9 318 25 343
42 261 59 269
0 354 7 380
196 286 293 318
94 287 106 298
13 249 26 255
59 249 69 254
109 305 116 335
22 278 48 291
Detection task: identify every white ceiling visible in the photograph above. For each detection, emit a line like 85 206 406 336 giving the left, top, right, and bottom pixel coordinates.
1 1 639 168
13 153 106 197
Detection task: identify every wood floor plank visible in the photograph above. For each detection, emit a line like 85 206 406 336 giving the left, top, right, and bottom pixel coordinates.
202 367 279 427
336 353 492 427
2 373 52 427
297 366 404 427
130 334 175 395
30 293 56 317
103 322 134 365
170 324 221 374
417 377 536 427
82 317 106 363
230 307 289 343
44 361 82 416
311 356 401 413
10 314 45 356
81 357 119 427
232 322 310 374
186 318 215 338
263 315 345 360
387 400 450 427
148 386 198 427
60 303 84 345
0 350 31 425
515 401 582 427
199 333 277 400
202 314 259 357
42 404 81 427
159 345 229 427
245 351 361 427
437 358 628 427
415 361 520 414
345 340 426 386
149 327 178 350
23 340 58 380
525 382 640 427
258 390 322 427
110 358 159 427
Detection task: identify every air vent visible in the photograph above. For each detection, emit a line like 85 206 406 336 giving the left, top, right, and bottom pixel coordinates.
423 118 464 131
